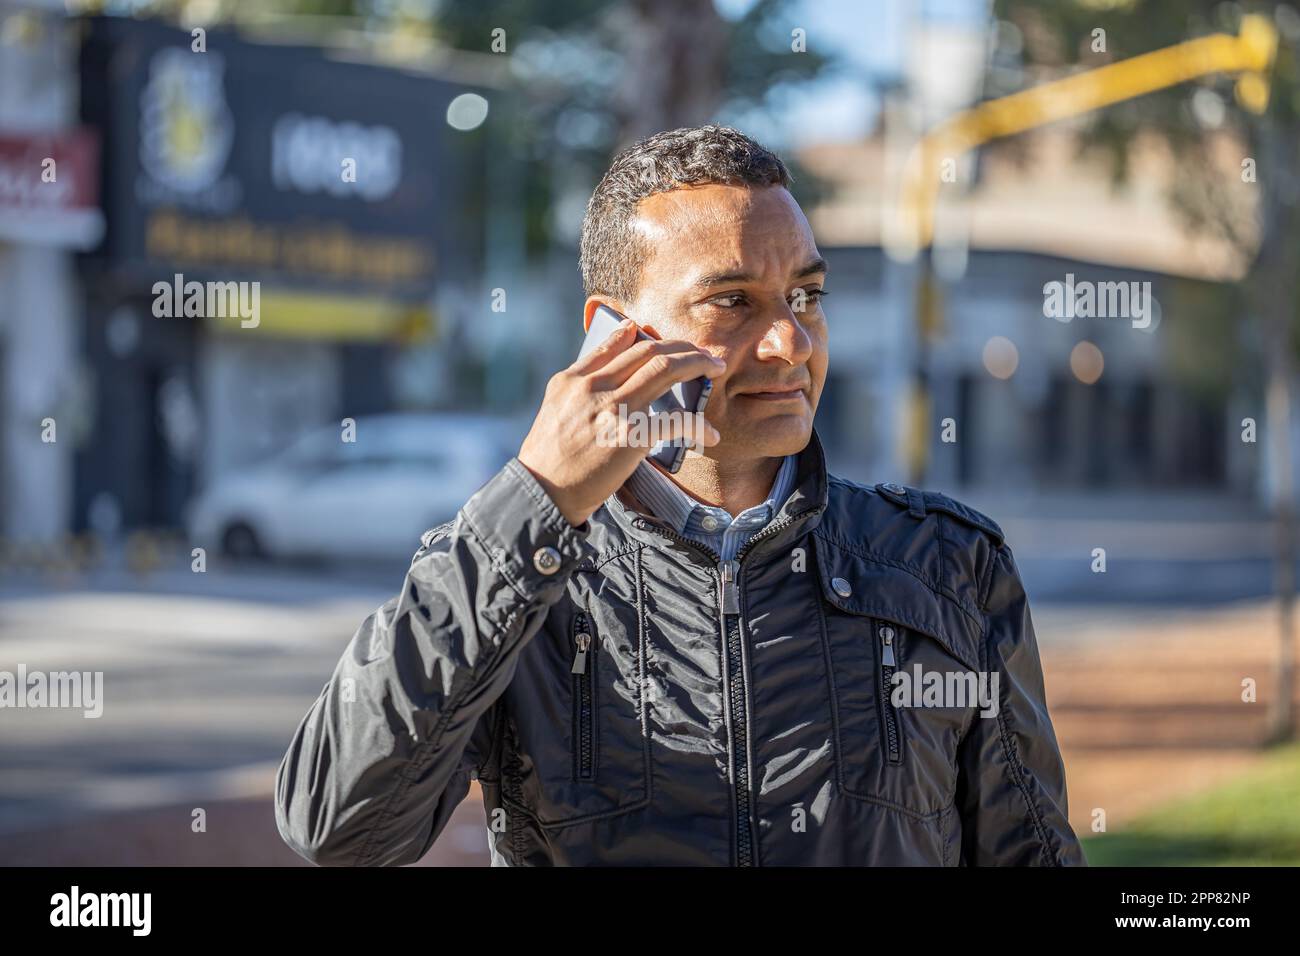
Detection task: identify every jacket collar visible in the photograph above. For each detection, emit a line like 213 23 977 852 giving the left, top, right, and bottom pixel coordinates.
622 451 799 538
601 426 830 562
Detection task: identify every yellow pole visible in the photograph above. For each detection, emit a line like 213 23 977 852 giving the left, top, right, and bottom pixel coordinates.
900 14 1278 250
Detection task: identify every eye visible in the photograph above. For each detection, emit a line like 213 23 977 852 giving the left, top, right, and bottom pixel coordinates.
789 287 829 309
708 293 748 309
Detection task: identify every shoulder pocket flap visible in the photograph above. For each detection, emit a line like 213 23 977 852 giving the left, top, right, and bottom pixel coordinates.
813 534 981 672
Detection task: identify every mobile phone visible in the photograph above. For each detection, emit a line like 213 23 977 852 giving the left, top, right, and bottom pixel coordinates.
577 303 714 474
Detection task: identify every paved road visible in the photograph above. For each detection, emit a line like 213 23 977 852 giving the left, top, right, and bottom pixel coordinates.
0 569 497 864
0 584 384 836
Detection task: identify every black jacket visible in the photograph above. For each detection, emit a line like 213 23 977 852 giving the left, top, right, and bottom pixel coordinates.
275 428 1086 866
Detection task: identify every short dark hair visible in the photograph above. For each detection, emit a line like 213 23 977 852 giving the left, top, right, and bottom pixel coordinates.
579 125 792 301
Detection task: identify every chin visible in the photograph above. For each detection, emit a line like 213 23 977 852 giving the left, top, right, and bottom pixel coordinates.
724 414 812 458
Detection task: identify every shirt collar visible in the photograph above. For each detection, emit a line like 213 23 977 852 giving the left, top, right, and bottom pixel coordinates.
623 452 799 535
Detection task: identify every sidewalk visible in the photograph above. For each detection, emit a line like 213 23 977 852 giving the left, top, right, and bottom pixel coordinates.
1036 600 1296 835
0 772 490 867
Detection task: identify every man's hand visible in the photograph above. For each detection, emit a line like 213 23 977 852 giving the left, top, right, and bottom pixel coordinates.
517 317 725 527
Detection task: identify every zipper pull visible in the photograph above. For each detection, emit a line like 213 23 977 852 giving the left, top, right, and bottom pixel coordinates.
571 632 591 674
879 625 896 667
719 559 740 615
571 617 592 674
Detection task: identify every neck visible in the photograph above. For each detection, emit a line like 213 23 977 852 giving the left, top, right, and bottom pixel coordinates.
664 453 784 518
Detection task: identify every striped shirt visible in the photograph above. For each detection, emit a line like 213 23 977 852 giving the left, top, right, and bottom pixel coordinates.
622 453 799 562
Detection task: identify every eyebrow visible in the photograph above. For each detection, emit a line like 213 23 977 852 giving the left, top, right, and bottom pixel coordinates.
689 256 828 292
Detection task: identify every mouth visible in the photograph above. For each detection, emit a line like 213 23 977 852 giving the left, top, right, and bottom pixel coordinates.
737 385 808 403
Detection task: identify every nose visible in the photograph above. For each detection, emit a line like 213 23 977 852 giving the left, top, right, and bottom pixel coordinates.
755 301 814 366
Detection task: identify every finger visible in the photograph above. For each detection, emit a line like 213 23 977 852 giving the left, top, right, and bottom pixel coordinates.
588 337 700 387
617 349 725 410
595 405 720 452
599 340 725 394
570 318 639 374
651 411 720 448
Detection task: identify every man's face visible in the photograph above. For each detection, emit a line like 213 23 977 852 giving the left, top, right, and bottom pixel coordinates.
610 183 828 462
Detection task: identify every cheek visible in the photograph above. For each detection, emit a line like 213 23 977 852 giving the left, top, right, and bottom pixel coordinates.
810 326 829 370
704 358 736 406
812 345 829 380
808 313 829 348
808 344 829 405
690 330 736 372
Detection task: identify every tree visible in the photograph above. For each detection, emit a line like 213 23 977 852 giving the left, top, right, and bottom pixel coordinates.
993 0 1300 741
429 0 835 251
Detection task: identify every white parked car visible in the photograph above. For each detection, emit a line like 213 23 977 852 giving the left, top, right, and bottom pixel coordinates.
187 413 522 561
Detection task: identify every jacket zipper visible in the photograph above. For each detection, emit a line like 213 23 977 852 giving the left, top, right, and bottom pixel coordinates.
724 515 806 866
718 559 753 866
571 612 595 780
877 623 903 765
635 510 808 867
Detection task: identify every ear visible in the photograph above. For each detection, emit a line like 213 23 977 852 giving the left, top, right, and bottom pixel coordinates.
637 324 664 341
583 297 627 332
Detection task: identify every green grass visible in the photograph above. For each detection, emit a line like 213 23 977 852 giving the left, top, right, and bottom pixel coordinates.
1082 743 1300 866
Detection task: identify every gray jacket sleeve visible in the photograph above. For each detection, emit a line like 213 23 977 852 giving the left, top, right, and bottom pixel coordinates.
955 543 1087 866
274 458 588 866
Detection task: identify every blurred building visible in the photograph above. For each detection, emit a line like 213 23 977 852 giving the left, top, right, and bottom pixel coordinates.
1 12 496 542
802 127 1258 502
0 2 102 544
73 16 490 532
812 244 1241 493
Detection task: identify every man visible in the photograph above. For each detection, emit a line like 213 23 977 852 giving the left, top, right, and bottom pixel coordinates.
275 125 1085 867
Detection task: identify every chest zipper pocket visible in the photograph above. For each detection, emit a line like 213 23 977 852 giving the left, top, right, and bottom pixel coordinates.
570 612 596 781
876 623 905 766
